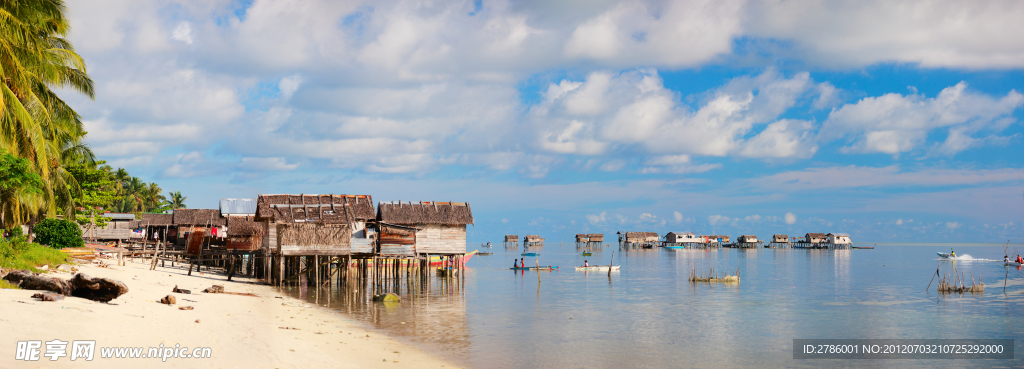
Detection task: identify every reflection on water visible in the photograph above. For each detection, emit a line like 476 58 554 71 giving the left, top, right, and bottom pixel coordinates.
289 244 1024 368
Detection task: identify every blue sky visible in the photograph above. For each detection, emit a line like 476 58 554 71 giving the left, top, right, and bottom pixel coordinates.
61 0 1024 243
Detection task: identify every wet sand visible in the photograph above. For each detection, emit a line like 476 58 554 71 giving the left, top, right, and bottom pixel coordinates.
0 255 464 368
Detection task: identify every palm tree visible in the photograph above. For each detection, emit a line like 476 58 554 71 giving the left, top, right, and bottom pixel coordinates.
168 191 187 210
0 0 95 223
141 182 166 212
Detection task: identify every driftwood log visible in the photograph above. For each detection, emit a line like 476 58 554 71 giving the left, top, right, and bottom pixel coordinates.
3 270 128 302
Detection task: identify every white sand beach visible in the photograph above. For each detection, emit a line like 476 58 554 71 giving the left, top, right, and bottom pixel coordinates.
0 256 464 369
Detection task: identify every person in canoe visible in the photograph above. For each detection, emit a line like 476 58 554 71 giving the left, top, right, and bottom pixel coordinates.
583 260 589 267
1017 255 1024 264
520 259 525 268
513 258 519 268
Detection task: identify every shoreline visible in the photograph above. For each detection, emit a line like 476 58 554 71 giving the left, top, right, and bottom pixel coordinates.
0 255 465 368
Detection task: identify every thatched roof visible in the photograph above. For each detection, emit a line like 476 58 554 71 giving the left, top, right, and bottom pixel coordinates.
380 223 417 237
624 232 659 242
377 201 473 226
252 194 356 223
524 235 544 242
255 194 374 222
138 213 174 224
173 209 226 226
773 234 789 242
504 235 519 242
806 233 826 238
227 216 264 237
587 233 604 241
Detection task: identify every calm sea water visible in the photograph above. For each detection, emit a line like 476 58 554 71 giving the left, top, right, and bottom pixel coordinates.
288 243 1024 368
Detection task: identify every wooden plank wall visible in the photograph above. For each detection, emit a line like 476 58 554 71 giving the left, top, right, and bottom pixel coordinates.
414 224 466 254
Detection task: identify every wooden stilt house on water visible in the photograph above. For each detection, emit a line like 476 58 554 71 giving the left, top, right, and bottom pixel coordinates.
376 201 474 263
523 235 545 247
826 233 852 249
575 233 603 247
255 194 367 285
735 235 760 248
665 232 701 247
769 234 790 248
504 235 519 247
620 232 659 248
795 233 827 248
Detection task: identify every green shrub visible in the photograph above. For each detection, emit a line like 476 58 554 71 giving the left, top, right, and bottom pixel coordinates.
0 279 20 289
32 218 84 249
0 236 70 272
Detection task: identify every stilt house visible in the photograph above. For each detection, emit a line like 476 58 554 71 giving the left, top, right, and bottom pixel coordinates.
255 194 372 256
376 201 474 256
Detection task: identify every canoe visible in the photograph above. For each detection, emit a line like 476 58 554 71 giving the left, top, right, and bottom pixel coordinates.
582 252 592 256
1005 262 1023 267
521 252 539 257
852 246 874 249
574 265 620 271
510 266 557 270
664 246 685 249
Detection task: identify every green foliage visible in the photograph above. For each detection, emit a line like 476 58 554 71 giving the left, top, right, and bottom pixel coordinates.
0 235 70 273
0 279 20 289
32 218 83 249
0 150 46 228
66 161 119 226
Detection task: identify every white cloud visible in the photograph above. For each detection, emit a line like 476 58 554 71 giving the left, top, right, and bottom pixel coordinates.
821 82 1023 155
673 211 683 223
279 75 303 100
743 1 1024 68
709 215 730 226
586 211 607 225
172 21 194 44
896 218 903 225
756 165 1024 191
946 221 962 230
785 212 797 225
237 157 299 172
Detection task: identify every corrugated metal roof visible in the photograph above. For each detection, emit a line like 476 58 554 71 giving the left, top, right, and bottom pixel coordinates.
220 198 257 215
103 213 136 220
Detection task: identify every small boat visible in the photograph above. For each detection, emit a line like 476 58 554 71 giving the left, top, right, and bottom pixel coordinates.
852 246 874 249
478 252 493 256
574 265 620 271
510 266 558 271
665 246 685 249
937 252 953 258
1005 262 1023 267
582 252 592 256
521 252 539 257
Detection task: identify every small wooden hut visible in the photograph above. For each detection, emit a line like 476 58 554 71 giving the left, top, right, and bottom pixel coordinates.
523 235 545 247
805 233 826 244
376 201 474 256
255 194 359 285
504 234 519 247
665 232 699 245
736 235 759 248
826 233 852 248
772 234 789 243
621 232 659 247
172 209 227 253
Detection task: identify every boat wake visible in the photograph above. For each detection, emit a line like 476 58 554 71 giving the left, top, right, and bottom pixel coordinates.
940 254 1004 262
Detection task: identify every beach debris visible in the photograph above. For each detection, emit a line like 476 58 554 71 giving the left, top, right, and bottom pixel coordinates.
2 270 128 302
31 292 64 301
172 285 192 294
372 293 401 303
689 265 740 283
278 327 300 330
159 295 176 305
179 306 194 310
195 319 200 323
203 285 225 293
